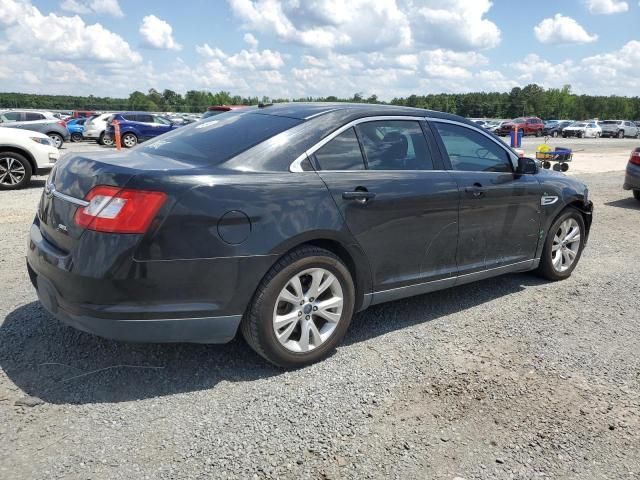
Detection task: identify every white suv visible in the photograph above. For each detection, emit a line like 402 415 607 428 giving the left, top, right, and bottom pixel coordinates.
0 127 60 189
83 113 114 145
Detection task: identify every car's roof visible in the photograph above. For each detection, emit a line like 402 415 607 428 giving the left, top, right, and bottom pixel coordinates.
251 102 462 122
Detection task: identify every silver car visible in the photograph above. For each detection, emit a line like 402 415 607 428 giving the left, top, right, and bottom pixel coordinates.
600 120 640 139
0 110 70 148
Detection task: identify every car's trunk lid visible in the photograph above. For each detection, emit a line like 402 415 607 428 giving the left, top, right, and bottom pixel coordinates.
38 149 200 252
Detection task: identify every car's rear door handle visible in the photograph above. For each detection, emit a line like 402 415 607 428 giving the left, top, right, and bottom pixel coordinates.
342 191 376 202
464 183 485 198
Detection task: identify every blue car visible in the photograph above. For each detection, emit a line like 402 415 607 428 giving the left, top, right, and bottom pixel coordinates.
65 118 86 142
105 112 179 148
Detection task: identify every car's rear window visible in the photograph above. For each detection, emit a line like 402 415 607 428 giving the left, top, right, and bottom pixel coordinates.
600 121 619 125
141 111 302 164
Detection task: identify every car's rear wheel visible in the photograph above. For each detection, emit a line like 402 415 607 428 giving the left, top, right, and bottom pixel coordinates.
535 130 541 137
48 133 63 149
241 246 355 368
0 152 32 190
70 132 83 142
98 132 114 146
122 133 138 148
633 190 640 201
536 208 585 281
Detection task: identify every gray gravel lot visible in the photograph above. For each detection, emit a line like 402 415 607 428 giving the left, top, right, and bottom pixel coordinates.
0 141 639 479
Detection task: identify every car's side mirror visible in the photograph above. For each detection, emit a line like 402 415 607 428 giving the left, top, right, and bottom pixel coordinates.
517 157 538 174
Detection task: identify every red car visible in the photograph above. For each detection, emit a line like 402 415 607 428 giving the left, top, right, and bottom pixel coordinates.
496 117 544 137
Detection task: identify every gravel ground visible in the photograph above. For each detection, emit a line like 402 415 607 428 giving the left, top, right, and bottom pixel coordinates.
0 147 639 479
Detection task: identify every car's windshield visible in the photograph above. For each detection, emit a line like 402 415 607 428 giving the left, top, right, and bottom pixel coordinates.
571 122 587 127
512 118 525 124
141 110 302 164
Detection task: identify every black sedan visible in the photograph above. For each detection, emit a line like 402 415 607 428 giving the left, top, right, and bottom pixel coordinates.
27 104 593 367
543 120 573 138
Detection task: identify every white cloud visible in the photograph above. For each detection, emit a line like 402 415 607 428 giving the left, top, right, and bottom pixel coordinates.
0 0 140 63
585 0 628 14
243 32 259 49
196 43 284 70
139 14 181 51
411 0 501 50
534 14 598 44
60 0 124 17
229 0 411 51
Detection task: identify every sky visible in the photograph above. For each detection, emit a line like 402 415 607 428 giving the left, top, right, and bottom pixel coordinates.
0 0 639 100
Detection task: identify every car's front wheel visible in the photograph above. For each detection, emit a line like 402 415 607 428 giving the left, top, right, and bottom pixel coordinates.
70 132 83 142
48 133 63 149
0 151 32 190
633 190 640 201
537 208 586 281
121 132 138 148
242 246 355 368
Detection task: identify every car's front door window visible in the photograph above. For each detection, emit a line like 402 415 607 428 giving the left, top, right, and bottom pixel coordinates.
356 120 434 170
433 122 513 173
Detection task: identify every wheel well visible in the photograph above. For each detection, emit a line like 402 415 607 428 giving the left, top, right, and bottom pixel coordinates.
565 200 593 238
46 132 62 137
0 146 36 173
294 239 365 311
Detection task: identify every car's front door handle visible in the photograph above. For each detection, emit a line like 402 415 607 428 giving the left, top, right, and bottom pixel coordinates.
464 183 485 198
342 191 376 202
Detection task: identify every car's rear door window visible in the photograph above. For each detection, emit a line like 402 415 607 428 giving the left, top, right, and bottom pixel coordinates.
314 128 365 171
356 120 434 170
25 112 45 121
433 122 513 173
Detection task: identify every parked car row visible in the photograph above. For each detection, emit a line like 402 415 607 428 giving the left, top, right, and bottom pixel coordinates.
471 116 640 139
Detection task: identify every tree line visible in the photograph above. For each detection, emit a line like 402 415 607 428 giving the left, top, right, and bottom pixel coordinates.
1 84 639 120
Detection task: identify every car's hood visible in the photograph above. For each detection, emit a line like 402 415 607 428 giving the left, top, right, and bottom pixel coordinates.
564 126 584 130
0 126 49 140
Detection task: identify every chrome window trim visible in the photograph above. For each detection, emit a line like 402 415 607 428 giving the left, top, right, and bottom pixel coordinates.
289 115 519 173
289 115 428 172
425 117 519 170
45 182 89 207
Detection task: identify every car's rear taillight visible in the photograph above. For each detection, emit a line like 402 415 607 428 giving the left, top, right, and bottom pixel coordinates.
58 120 67 127
74 186 167 234
629 150 640 166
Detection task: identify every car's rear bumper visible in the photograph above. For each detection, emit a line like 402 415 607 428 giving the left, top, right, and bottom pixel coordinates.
623 163 640 191
26 219 274 344
31 269 241 343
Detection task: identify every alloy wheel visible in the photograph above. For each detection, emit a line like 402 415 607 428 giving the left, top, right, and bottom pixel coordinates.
48 134 63 148
123 134 137 148
0 156 26 186
272 267 344 353
551 218 581 273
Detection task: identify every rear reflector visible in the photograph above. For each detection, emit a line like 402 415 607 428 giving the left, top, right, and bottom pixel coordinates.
630 150 640 166
74 186 167 234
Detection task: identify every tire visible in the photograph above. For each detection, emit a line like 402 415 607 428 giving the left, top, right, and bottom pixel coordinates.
48 133 63 149
618 130 624 139
0 151 32 190
535 129 541 137
633 190 640 201
121 132 138 148
98 132 114 146
241 246 355 368
562 134 567 138
70 132 83 142
552 131 558 138
595 132 601 138
577 131 583 138
536 208 586 281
